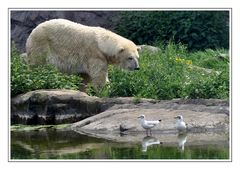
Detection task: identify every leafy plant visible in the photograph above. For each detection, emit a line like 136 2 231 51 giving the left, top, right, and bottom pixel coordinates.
11 47 82 96
116 11 229 51
87 43 229 99
11 43 229 99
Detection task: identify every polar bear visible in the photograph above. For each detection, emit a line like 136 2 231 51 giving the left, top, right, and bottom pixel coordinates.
25 19 140 90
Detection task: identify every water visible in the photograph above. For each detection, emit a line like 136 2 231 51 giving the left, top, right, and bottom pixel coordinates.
11 129 229 160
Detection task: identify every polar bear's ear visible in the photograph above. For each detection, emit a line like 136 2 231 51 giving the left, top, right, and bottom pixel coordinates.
137 46 141 51
119 47 125 53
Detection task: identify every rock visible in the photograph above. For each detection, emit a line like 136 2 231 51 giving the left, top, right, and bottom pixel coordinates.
71 98 229 142
11 89 156 125
189 65 221 75
11 89 101 124
137 45 161 54
11 11 121 52
217 53 229 62
12 89 229 140
12 90 229 143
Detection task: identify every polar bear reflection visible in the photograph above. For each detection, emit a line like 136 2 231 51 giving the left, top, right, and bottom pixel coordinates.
177 133 187 151
141 136 162 152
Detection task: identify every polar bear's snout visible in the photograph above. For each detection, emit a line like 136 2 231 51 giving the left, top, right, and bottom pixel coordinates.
126 56 140 71
135 67 140 70
134 60 140 70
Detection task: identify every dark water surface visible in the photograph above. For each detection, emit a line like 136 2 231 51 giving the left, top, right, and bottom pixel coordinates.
11 129 229 160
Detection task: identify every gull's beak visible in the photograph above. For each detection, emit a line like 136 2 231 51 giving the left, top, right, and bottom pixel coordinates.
174 116 178 119
137 116 141 118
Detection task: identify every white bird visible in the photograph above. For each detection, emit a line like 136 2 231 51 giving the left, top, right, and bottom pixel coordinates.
138 115 161 136
174 115 187 134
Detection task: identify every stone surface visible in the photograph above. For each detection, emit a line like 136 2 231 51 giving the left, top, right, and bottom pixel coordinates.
11 89 101 124
12 89 229 143
71 98 229 142
11 89 156 125
137 45 161 54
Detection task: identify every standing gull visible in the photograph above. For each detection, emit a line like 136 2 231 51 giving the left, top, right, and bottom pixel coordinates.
138 115 161 136
174 115 187 134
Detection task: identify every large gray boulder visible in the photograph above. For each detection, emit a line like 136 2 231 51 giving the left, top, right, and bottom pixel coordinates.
11 89 156 125
71 98 229 143
12 90 229 144
11 89 229 143
11 90 101 124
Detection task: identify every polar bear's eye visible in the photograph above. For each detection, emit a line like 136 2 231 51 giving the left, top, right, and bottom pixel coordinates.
128 57 133 60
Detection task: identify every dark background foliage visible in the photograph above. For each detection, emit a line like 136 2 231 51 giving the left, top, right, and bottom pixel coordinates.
11 11 229 52
116 11 229 50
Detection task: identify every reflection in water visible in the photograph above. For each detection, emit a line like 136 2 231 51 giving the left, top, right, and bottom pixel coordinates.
141 136 162 152
11 130 229 159
177 133 187 151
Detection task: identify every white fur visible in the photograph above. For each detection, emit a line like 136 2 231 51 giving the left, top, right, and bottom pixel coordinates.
26 19 140 89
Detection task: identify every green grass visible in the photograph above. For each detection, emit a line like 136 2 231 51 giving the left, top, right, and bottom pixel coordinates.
11 47 82 96
11 43 229 99
89 43 229 99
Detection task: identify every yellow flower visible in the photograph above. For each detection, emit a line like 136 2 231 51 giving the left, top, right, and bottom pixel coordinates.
175 57 191 65
175 57 180 62
186 60 192 65
175 57 184 63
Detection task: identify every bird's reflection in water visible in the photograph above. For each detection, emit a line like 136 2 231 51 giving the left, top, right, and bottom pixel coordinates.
177 133 187 151
141 136 163 152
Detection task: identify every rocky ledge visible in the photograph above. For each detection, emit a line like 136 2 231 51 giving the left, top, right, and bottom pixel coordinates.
71 97 229 142
12 89 229 143
11 89 156 124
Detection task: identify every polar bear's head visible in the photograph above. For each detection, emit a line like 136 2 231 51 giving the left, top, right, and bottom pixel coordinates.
96 30 140 71
117 46 140 71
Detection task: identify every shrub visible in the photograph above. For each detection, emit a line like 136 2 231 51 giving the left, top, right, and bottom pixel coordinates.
116 11 229 51
11 48 81 96
88 43 229 99
11 43 229 100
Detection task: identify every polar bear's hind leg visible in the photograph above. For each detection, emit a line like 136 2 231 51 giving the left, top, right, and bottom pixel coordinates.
26 35 50 66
